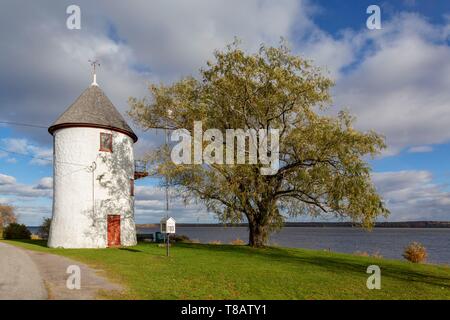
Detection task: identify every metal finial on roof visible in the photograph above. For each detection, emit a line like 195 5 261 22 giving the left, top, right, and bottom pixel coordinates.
88 59 100 86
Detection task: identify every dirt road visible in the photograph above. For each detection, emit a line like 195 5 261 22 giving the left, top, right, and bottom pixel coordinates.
0 242 122 299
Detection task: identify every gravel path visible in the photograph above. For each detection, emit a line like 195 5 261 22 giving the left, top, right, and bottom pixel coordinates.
0 242 123 299
0 242 47 299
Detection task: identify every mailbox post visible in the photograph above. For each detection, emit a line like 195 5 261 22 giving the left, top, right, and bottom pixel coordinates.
160 217 176 256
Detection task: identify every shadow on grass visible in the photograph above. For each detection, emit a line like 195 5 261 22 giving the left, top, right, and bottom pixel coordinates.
7 240 146 253
174 242 450 289
118 247 143 253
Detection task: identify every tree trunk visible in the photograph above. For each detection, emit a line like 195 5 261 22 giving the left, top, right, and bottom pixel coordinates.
248 220 268 248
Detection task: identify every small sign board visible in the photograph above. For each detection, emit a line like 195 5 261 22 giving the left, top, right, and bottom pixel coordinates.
160 217 176 234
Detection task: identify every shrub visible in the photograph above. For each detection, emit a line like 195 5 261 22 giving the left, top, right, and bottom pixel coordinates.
372 251 383 259
353 250 383 258
39 217 52 240
403 242 427 263
230 238 246 245
3 223 31 240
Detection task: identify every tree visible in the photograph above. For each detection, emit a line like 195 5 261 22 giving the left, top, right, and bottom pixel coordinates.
129 41 389 247
3 223 31 240
39 217 52 240
0 204 16 237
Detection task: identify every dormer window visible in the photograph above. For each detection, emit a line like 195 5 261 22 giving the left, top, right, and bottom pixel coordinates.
100 133 113 152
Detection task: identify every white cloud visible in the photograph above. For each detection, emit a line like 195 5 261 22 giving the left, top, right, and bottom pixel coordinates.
408 145 433 153
0 0 306 147
35 177 53 190
15 205 52 226
297 28 364 80
0 173 52 198
0 197 13 204
134 184 213 223
0 138 52 166
0 173 16 185
332 13 450 154
97 0 304 78
373 170 450 221
1 138 28 153
0 173 53 224
1 1 450 224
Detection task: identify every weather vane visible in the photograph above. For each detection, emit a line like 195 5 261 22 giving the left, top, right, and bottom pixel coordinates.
88 59 100 86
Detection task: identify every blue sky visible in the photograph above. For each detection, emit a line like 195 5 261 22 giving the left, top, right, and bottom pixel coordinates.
1 0 450 225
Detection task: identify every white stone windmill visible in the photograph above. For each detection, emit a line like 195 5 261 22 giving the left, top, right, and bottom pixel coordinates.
47 62 145 248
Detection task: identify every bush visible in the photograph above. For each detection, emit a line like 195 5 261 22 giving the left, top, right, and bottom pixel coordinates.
354 251 369 257
372 251 383 259
39 217 52 240
353 250 383 258
230 238 246 245
403 242 427 263
3 223 31 240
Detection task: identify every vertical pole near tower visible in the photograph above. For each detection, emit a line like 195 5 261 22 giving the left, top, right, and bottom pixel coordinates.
165 116 170 257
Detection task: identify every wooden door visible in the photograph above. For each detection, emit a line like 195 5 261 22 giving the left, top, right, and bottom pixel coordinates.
107 215 121 247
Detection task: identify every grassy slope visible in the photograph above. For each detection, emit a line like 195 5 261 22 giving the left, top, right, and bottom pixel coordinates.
2 240 450 299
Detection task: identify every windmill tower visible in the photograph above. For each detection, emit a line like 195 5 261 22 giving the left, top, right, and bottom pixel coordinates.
47 63 140 248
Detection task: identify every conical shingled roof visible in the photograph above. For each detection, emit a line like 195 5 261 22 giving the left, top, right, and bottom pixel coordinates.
48 85 138 142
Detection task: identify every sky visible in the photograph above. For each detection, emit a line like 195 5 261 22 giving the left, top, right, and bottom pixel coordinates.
1 0 450 225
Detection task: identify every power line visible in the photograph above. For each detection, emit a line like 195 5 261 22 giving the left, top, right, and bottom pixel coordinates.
0 147 87 167
0 122 90 167
0 146 51 162
0 120 48 129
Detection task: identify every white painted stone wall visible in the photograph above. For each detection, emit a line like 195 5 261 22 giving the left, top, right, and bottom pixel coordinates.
48 127 137 248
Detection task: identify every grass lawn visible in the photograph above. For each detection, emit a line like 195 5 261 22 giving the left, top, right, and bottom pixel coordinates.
2 239 450 299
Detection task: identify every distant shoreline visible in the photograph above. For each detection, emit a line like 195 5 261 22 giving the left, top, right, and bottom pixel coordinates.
136 221 450 229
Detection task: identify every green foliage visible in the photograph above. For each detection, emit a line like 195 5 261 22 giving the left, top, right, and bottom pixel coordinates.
129 40 389 247
39 217 52 240
3 223 31 240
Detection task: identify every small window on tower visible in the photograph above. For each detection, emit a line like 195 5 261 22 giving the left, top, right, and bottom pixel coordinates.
130 179 135 196
100 133 113 152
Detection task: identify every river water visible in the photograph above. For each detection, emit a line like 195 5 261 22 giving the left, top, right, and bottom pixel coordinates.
138 226 450 264
27 225 450 264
